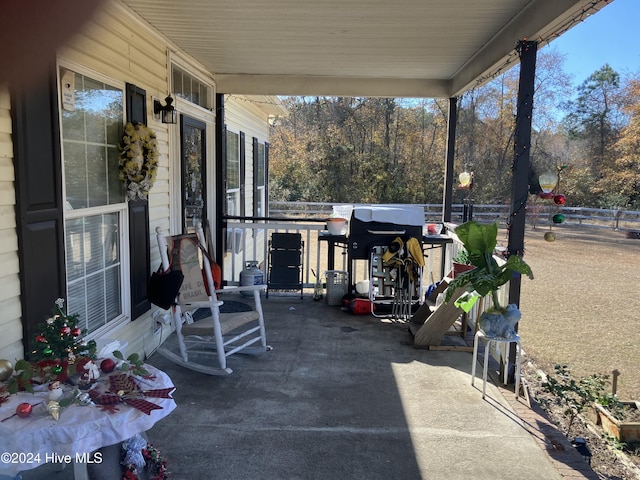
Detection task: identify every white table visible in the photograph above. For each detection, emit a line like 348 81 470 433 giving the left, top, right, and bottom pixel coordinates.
471 331 522 400
0 364 176 479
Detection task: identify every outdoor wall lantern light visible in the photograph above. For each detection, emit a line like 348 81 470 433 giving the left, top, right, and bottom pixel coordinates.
154 95 177 124
538 171 558 193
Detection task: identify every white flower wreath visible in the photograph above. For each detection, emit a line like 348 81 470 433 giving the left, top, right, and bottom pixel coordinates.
118 122 159 201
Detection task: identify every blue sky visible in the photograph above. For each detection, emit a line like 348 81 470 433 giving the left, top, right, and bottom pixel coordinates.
545 0 638 83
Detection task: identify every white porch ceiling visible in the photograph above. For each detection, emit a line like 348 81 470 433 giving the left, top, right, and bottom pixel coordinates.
121 0 611 98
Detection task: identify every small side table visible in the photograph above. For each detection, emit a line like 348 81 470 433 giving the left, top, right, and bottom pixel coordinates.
318 233 348 271
471 331 522 400
0 365 176 480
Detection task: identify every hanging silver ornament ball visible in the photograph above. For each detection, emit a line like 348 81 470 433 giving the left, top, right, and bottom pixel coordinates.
544 231 556 242
0 359 13 381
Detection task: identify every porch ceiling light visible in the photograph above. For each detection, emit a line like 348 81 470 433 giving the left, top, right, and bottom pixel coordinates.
538 171 558 193
154 95 177 124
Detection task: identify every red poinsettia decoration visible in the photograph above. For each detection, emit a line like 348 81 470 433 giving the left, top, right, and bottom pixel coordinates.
88 374 174 415
121 443 169 480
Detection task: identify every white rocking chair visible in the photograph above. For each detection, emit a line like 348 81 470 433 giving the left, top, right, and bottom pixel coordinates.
155 222 271 375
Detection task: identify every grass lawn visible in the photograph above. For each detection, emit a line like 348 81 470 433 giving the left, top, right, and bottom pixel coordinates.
517 225 640 400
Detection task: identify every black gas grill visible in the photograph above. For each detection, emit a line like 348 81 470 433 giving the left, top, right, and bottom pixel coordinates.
348 206 423 259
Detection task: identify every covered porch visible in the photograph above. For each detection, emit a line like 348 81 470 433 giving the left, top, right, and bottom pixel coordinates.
2 0 616 362
0 1 620 478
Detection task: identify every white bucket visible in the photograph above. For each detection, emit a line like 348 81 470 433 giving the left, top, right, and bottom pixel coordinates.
327 218 346 235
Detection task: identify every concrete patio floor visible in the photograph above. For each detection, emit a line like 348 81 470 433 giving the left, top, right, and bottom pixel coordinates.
15 292 598 480
144 293 597 480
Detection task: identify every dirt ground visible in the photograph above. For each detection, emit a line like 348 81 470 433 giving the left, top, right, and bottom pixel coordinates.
513 224 640 479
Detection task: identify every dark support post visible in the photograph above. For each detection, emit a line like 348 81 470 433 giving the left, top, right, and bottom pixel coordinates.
507 40 537 383
508 40 537 308
442 97 457 223
463 202 473 223
215 93 226 271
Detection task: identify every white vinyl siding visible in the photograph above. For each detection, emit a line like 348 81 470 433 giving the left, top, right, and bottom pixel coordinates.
225 97 271 217
0 85 24 362
222 96 275 278
55 2 173 356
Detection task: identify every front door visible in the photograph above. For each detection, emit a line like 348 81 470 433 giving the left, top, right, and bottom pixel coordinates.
181 116 207 234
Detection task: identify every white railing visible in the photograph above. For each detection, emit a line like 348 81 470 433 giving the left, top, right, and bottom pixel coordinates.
222 221 346 289
223 219 451 292
225 199 633 310
223 212 522 296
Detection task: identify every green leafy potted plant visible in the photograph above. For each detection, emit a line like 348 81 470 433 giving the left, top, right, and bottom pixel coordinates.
444 221 534 338
451 248 474 278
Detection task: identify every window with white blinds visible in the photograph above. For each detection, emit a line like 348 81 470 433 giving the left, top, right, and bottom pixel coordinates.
226 130 240 215
256 142 266 217
65 213 123 332
59 68 128 334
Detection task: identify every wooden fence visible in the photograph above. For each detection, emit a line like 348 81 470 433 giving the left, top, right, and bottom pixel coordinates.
270 202 640 232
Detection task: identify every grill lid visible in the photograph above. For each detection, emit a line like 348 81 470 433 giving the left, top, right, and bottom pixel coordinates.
352 206 423 226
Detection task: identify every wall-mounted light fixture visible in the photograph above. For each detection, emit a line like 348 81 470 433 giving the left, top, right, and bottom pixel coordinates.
153 95 177 124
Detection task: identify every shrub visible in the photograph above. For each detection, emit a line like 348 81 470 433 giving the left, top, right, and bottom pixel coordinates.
539 364 609 438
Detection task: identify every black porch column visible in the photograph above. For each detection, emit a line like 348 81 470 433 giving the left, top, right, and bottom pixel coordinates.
506 40 537 384
215 93 226 274
442 97 457 223
508 40 537 307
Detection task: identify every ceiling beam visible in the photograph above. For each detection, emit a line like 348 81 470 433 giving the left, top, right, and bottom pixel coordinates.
215 74 451 98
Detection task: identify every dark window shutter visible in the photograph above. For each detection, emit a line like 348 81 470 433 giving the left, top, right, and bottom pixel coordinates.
252 137 259 217
126 84 151 319
12 66 66 354
239 131 246 217
127 84 147 125
129 199 151 318
264 142 270 218
221 124 228 214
